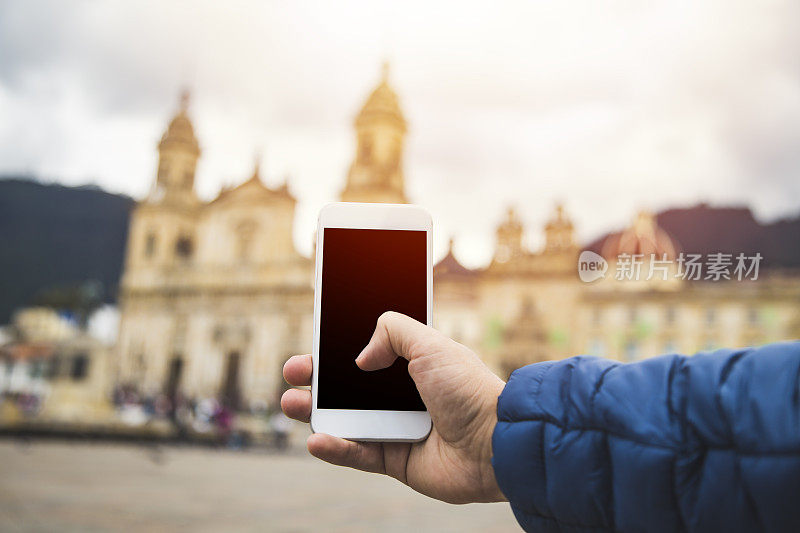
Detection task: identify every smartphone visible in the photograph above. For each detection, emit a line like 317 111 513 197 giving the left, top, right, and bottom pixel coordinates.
310 202 433 442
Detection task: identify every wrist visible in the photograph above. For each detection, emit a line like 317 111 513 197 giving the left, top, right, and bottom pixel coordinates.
476 376 507 502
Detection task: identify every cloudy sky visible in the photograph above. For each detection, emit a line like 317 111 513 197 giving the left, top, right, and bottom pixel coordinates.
1 1 798 266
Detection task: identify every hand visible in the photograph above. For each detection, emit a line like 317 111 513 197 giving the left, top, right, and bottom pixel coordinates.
281 311 507 504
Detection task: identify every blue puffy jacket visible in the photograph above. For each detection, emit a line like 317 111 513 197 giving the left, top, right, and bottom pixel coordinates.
492 341 800 532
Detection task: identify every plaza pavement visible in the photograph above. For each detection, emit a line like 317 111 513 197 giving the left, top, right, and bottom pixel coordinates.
0 440 520 532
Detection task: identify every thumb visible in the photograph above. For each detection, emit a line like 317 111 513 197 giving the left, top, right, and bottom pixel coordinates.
355 311 441 371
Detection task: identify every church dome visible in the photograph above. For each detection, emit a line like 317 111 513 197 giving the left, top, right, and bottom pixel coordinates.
601 210 679 260
158 91 200 155
354 63 406 132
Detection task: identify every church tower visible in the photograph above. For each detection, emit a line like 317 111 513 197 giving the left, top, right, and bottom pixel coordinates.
150 90 201 206
494 207 525 263
340 63 408 204
543 203 576 252
123 91 201 274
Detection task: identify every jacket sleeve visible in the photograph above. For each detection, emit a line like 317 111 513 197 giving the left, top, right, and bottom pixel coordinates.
491 341 800 533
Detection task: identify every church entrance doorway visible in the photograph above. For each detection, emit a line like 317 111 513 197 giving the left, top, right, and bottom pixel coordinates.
164 356 184 401
221 351 242 410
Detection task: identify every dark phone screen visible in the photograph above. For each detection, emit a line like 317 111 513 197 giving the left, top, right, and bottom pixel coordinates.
317 228 427 411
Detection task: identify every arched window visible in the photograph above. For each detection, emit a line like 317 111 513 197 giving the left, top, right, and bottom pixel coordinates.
359 135 373 162
175 235 194 259
235 219 257 262
144 233 157 258
71 353 89 380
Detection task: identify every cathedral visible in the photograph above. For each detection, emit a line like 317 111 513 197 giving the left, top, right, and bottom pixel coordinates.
116 66 409 408
116 66 800 410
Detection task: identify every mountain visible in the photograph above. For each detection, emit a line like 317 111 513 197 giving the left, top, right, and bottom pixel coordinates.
1 177 798 325
586 203 800 270
0 177 134 324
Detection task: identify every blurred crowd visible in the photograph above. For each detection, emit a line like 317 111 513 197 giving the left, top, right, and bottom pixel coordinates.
111 385 292 450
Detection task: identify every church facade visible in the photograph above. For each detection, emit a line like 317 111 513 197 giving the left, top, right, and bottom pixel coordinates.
116 67 411 407
116 67 800 410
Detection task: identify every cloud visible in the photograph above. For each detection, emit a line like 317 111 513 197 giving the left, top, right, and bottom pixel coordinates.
0 0 798 266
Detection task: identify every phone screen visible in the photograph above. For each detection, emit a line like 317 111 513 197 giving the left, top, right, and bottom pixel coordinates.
317 228 427 411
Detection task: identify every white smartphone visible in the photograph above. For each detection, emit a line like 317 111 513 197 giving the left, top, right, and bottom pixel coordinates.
310 202 433 442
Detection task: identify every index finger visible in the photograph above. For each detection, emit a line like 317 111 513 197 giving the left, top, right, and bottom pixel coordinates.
283 354 312 386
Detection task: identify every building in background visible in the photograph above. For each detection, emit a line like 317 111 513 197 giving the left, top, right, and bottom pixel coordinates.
116 64 800 416
116 92 313 411
116 65 417 411
341 63 408 205
436 207 800 378
0 307 113 426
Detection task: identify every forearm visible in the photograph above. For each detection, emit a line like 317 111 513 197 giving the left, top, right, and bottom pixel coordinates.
491 342 800 532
